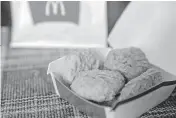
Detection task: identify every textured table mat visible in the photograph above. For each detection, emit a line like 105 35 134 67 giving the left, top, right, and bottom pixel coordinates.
1 48 176 118
141 89 176 118
1 48 90 118
1 94 89 118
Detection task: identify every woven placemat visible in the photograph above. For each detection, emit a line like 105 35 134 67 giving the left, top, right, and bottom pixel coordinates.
140 88 176 118
1 48 90 118
1 94 89 118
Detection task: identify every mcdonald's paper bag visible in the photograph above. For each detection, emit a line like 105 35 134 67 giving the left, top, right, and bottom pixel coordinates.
11 1 107 48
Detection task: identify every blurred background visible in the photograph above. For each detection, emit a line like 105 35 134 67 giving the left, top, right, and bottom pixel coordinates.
1 1 130 58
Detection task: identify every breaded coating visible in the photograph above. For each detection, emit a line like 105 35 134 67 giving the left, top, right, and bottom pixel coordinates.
104 47 150 81
118 68 163 101
71 70 125 102
56 50 102 84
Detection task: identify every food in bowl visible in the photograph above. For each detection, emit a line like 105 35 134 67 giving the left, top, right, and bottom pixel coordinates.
54 47 164 107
